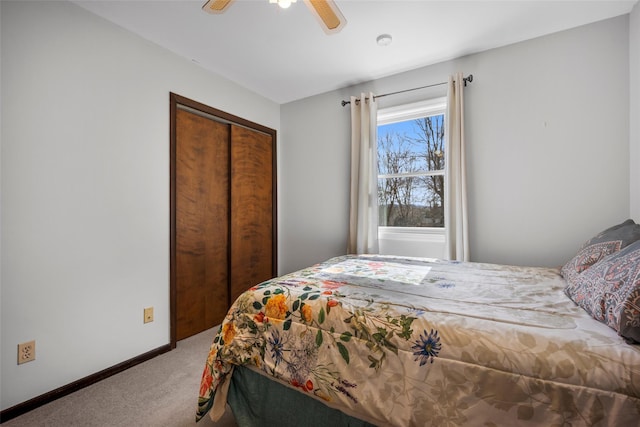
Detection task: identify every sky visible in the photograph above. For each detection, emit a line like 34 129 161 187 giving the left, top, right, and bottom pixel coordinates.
378 115 445 160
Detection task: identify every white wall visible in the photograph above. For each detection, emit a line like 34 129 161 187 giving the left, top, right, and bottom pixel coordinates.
280 15 630 274
631 2 640 220
0 1 279 411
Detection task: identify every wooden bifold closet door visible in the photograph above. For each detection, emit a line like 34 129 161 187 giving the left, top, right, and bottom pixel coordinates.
171 94 276 345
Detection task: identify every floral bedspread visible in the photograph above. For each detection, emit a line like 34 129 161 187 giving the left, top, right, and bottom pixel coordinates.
197 255 640 426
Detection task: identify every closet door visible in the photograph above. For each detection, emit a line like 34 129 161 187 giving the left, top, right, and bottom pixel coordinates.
171 93 277 346
175 108 230 341
230 125 274 301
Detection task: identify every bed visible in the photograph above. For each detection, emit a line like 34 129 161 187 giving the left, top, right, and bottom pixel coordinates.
196 221 640 426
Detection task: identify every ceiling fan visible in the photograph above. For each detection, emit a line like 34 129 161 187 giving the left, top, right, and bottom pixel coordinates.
202 0 347 34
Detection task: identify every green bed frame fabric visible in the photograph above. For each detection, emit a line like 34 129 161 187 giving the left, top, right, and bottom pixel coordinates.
228 365 377 427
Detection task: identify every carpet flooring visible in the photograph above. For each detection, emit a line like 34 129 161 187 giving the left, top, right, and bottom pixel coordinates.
2 327 238 427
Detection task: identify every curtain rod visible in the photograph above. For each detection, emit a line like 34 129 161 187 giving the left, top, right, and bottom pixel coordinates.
340 74 473 107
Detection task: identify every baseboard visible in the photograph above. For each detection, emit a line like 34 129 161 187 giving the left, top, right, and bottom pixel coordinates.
0 344 172 424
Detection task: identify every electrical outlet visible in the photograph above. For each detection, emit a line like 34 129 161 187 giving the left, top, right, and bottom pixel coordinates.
144 307 154 324
18 340 36 365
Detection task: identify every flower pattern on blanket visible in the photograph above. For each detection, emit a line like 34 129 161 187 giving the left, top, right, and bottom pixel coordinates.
197 271 432 420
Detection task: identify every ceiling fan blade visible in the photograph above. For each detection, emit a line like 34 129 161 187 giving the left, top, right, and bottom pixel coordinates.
303 0 346 34
202 0 235 14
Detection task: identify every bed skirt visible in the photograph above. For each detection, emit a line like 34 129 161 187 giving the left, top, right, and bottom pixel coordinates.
228 365 376 427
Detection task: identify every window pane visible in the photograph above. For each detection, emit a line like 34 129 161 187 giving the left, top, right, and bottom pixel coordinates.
377 112 445 228
378 175 444 227
378 114 445 175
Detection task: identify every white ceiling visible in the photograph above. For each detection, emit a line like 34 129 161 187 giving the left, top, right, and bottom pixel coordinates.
74 0 637 104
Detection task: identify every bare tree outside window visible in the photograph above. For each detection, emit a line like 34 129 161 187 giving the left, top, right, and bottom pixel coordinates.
377 114 445 227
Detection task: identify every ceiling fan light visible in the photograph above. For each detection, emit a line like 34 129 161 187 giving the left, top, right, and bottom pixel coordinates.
270 0 297 8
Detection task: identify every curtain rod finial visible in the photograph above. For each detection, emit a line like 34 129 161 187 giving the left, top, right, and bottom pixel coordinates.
464 74 473 87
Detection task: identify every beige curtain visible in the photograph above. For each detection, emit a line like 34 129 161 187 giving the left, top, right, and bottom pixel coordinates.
348 92 379 254
444 73 469 261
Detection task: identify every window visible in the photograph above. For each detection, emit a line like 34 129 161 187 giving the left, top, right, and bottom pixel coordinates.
377 97 446 233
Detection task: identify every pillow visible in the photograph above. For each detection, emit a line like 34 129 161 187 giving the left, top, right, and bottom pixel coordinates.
564 240 640 343
561 219 640 283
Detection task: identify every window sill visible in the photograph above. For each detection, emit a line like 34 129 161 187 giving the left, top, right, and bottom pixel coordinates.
378 227 445 243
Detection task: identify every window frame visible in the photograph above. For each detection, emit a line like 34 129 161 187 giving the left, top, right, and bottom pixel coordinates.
377 97 447 240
